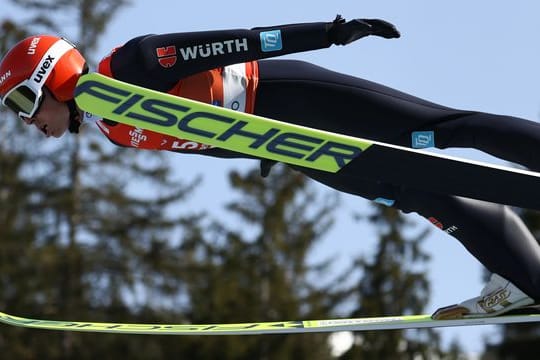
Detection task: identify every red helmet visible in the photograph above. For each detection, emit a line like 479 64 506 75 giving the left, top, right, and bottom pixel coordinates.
0 35 86 118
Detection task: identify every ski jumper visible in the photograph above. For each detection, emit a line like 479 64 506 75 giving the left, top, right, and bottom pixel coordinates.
95 21 540 301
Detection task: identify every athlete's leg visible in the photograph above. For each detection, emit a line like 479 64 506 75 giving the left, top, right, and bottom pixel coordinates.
417 112 540 171
256 59 540 170
259 58 540 313
256 59 457 142
301 168 540 306
396 187 540 301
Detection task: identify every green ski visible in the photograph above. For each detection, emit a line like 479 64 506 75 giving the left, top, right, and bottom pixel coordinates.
2 309 540 335
75 73 540 210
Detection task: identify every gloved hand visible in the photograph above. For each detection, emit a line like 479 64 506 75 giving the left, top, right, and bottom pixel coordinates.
328 15 400 45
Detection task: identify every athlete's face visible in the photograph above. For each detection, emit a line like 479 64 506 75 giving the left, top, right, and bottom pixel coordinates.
22 87 71 138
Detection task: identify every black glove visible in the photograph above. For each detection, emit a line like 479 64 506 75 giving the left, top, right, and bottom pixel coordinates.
328 15 400 45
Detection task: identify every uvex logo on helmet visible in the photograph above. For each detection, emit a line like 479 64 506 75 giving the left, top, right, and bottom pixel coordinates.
33 55 55 84
27 37 41 55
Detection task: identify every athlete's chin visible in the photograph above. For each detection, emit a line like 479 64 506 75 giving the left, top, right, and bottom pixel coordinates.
55 123 71 138
54 129 68 138
49 127 67 138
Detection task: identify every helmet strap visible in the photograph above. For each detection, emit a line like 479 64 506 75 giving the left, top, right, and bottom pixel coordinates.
67 63 89 134
67 99 81 133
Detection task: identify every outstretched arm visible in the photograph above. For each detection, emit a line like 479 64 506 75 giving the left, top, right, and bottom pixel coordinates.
109 15 399 90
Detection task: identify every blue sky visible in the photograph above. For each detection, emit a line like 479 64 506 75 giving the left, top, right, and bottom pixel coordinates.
8 0 540 355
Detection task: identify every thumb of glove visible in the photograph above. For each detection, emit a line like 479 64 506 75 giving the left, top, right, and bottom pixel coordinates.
328 18 372 45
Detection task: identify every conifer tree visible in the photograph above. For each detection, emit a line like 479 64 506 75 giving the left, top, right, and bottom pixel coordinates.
174 165 348 359
340 204 450 359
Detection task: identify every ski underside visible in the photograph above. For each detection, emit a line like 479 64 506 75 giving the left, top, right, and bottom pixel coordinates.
3 73 539 334
1 309 540 335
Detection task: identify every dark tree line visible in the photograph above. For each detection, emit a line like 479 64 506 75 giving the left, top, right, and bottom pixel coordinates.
0 1 464 358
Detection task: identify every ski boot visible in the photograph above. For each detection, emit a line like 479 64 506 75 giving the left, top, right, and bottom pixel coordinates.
432 273 534 320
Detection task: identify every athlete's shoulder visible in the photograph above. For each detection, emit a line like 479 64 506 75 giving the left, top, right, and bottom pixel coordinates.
97 47 118 77
97 35 153 77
